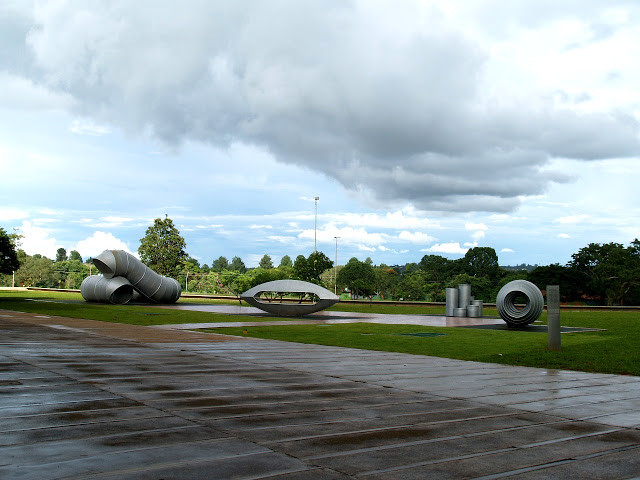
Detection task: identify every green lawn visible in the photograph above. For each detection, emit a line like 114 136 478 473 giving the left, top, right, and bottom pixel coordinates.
0 290 263 326
205 311 640 376
1 290 639 376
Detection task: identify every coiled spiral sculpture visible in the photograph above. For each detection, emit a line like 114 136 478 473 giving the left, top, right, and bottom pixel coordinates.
496 280 544 327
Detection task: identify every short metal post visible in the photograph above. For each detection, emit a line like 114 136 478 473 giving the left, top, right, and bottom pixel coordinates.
547 285 561 351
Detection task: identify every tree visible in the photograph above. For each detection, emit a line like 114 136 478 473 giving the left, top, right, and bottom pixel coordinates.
528 264 581 301
419 255 451 284
55 248 68 263
293 255 307 279
448 273 494 303
14 254 57 287
0 227 20 274
138 216 187 278
396 271 428 301
337 257 375 298
211 256 229 272
279 255 293 268
294 251 333 284
568 241 640 305
404 262 420 275
69 250 83 262
462 247 500 279
374 266 399 299
229 256 246 273
259 254 274 269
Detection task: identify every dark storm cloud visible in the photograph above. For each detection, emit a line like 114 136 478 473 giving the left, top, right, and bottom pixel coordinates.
6 0 640 212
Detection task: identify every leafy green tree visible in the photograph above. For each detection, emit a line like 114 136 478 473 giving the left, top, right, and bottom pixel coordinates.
293 255 307 279
279 255 293 268
419 255 451 283
396 271 428 301
53 258 89 289
462 247 500 280
259 254 273 269
448 273 494 303
69 250 83 262
404 262 420 275
294 251 333 284
568 240 640 305
337 257 376 298
374 266 399 299
138 216 187 278
251 267 287 287
14 254 57 287
229 256 246 273
182 256 201 271
528 264 581 301
0 227 20 274
211 256 229 272
55 248 68 263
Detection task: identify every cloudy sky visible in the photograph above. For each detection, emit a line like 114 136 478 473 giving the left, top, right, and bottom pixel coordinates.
1 0 640 268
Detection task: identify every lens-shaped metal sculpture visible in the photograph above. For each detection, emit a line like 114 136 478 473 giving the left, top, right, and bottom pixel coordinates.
241 280 338 316
496 280 544 327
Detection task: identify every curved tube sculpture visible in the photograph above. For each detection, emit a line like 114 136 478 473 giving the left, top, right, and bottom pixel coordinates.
80 275 134 305
81 249 181 304
241 279 339 317
496 280 544 327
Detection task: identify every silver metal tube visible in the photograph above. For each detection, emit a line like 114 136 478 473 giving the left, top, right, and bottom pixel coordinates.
84 250 181 304
458 284 471 309
472 299 483 318
466 305 481 318
453 307 467 317
445 288 458 317
80 275 134 304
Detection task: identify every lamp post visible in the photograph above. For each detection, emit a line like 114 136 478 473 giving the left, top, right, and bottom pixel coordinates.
334 236 340 295
314 196 319 253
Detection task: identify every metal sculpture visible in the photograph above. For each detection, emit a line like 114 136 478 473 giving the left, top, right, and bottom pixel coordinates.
445 284 483 318
496 280 543 327
81 250 181 304
241 279 339 316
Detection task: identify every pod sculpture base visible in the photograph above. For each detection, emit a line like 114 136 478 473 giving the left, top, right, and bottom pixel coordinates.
241 280 339 317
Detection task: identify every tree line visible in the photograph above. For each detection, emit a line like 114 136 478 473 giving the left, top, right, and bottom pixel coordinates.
2 220 639 305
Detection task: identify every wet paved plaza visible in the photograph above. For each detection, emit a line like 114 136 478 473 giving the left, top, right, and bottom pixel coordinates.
2 309 640 479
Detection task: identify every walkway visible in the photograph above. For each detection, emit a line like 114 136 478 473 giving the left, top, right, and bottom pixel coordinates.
159 302 505 329
1 309 640 479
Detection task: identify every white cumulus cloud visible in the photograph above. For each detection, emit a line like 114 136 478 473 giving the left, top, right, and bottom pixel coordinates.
398 231 437 244
17 221 62 259
75 231 135 259
422 242 468 255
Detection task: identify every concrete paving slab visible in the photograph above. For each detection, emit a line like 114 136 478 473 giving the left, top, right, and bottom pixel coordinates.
1 309 640 479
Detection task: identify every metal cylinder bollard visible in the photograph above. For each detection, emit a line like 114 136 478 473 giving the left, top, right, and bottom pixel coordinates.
472 299 483 317
453 307 467 317
458 284 471 309
446 288 459 317
467 304 481 318
547 285 561 351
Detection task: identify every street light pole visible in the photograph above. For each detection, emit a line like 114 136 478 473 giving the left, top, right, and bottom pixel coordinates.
334 236 340 295
314 196 319 253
